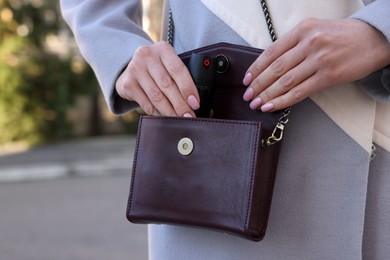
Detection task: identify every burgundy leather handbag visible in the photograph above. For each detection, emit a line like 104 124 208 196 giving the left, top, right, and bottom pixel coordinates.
126 42 290 241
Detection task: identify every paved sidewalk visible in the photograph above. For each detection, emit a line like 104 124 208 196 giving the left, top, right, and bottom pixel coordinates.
0 136 136 182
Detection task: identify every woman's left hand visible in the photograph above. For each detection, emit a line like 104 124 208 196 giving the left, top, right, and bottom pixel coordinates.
243 18 390 112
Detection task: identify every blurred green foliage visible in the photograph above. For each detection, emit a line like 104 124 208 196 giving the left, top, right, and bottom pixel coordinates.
0 0 97 145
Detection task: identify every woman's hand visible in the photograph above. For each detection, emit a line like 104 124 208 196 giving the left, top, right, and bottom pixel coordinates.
243 18 390 112
115 41 200 117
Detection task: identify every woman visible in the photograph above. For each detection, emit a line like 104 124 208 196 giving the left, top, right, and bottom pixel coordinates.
61 0 390 259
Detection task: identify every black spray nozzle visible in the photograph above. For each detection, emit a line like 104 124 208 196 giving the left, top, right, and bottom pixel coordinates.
188 53 216 117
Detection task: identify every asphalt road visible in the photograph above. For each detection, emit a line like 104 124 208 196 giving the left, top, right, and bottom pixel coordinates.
0 173 148 260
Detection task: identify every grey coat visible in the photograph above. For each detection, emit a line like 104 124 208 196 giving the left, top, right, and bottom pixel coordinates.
61 0 390 259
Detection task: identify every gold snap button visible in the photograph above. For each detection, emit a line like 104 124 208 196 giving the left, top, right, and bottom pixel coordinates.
178 137 194 156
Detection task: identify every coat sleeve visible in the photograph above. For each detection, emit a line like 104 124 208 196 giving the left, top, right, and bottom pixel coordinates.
350 0 390 102
60 0 154 114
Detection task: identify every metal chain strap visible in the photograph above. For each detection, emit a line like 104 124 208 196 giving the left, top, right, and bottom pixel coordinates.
259 0 291 146
260 0 277 42
167 1 291 146
167 9 174 45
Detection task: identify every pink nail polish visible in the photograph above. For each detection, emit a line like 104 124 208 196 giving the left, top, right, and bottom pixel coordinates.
183 113 193 118
187 95 200 110
250 97 262 110
243 87 254 101
261 103 274 112
243 73 253 86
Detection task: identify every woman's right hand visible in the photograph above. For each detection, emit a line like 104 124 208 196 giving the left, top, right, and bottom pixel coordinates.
115 41 200 117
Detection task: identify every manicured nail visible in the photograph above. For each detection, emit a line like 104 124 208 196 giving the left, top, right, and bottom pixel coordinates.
187 95 200 110
249 97 262 110
243 87 254 101
183 113 193 118
261 102 274 112
243 72 253 86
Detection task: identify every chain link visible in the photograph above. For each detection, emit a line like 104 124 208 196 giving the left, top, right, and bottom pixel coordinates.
260 0 277 42
167 9 174 45
371 143 377 161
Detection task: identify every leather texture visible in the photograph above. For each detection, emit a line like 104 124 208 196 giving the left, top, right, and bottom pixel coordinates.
126 43 283 242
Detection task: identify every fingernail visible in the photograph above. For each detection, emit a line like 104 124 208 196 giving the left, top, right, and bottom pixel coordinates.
187 95 200 110
243 72 253 86
243 87 254 101
183 113 193 118
261 102 274 112
250 97 262 110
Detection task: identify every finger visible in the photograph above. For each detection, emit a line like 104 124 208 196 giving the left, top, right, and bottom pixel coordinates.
250 56 316 110
158 43 200 110
243 29 300 87
120 80 160 116
148 61 196 117
115 66 159 115
136 71 176 116
245 45 307 103
260 73 325 112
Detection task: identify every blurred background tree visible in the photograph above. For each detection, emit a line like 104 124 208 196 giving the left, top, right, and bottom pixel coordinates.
0 0 164 147
0 0 97 145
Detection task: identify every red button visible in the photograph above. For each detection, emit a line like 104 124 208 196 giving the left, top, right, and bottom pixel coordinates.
203 57 211 69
